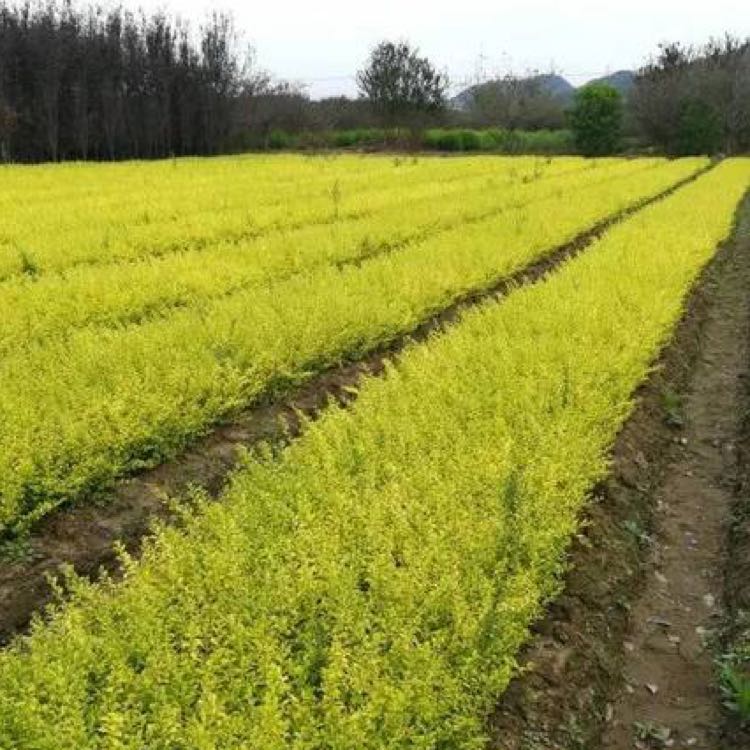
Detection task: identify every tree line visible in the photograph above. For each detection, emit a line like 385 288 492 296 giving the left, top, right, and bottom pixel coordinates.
347 38 750 156
0 2 747 162
0 1 257 161
632 35 750 155
447 39 750 156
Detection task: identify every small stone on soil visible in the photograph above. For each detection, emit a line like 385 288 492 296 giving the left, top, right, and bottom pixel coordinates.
648 615 672 628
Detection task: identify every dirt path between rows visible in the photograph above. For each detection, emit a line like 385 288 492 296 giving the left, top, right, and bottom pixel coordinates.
0 167 712 645
490 194 750 749
601 208 750 748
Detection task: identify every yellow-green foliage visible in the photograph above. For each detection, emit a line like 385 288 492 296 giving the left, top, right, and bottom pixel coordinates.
0 157 704 532
0 154 589 278
0 157 655 355
0 160 746 748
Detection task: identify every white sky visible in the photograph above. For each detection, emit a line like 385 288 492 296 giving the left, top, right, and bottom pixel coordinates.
141 0 749 98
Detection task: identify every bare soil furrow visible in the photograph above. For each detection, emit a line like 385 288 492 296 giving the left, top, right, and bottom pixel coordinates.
490 192 750 750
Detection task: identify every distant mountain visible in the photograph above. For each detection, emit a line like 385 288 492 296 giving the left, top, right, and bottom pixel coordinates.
533 73 576 102
451 73 574 111
586 70 635 96
451 70 635 111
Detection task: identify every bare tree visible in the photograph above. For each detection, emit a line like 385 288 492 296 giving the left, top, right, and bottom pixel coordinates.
468 73 566 130
0 0 253 161
0 100 17 160
36 3 62 160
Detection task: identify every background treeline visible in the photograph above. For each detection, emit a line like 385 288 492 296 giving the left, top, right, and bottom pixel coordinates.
0 0 255 161
244 35 750 157
238 75 570 149
0 1 747 161
249 126 574 156
631 36 750 154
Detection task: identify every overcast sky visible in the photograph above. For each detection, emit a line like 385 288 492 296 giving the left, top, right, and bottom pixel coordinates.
140 0 749 98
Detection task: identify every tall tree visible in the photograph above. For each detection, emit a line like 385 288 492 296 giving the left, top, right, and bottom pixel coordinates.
356 40 448 126
0 0 256 161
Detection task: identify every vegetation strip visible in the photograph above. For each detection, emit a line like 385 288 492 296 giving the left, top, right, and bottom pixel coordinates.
491 190 750 749
0 159 710 643
0 159 703 535
0 155 587 280
0 158 652 355
0 160 746 748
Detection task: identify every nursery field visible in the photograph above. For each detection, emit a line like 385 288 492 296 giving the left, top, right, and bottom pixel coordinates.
0 154 704 533
0 154 748 748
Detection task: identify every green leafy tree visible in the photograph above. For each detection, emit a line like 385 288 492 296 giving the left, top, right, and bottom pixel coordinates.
569 83 623 155
676 98 722 154
356 41 448 126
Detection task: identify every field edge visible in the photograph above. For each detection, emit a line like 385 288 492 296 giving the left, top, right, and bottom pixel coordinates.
489 189 750 749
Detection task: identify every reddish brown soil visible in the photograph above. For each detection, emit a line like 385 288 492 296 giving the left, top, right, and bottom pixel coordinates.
0 167 711 646
489 195 750 749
